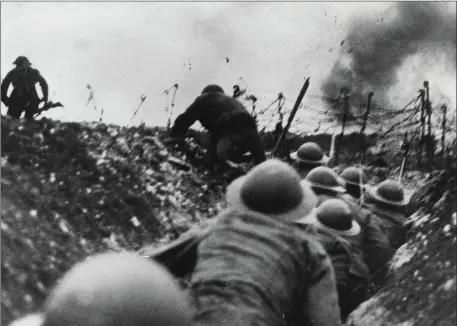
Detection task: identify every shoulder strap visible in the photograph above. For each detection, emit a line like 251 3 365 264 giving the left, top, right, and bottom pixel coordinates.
139 224 211 278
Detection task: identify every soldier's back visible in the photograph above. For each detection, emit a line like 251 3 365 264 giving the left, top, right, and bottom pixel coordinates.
190 209 333 326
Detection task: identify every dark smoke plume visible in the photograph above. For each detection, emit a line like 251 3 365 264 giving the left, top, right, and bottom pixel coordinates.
322 2 456 109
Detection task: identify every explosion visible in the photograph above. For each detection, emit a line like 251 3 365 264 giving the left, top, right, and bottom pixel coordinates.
322 2 456 109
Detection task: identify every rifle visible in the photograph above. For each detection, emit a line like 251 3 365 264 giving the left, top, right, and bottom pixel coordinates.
33 101 64 119
398 132 409 183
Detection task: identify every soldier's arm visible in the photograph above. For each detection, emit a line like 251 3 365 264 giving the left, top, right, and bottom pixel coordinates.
1 71 13 105
330 238 352 296
36 71 49 102
207 127 221 161
169 99 201 138
363 213 392 287
304 242 342 326
139 225 210 279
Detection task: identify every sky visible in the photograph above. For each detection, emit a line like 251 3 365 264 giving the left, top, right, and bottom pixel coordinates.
1 2 456 131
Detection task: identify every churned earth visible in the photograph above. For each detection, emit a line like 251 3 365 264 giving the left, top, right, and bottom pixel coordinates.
1 116 456 326
1 116 230 325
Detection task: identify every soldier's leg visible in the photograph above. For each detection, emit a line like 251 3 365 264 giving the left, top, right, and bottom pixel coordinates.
7 101 24 119
216 135 248 163
245 131 266 164
190 131 211 150
24 102 38 120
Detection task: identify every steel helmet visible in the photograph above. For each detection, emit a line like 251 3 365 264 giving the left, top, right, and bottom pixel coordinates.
42 252 192 326
201 84 224 95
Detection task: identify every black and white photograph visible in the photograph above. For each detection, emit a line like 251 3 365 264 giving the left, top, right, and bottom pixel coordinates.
1 1 456 326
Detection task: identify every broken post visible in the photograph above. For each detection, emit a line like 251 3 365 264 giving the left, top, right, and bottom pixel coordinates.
334 92 349 165
441 104 447 159
130 95 147 124
441 104 448 169
418 88 426 167
167 84 179 131
360 91 374 162
272 77 310 156
424 81 433 170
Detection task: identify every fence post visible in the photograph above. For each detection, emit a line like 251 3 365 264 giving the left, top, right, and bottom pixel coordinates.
418 88 426 167
441 104 447 161
424 81 433 170
334 93 349 165
360 91 374 162
272 78 310 156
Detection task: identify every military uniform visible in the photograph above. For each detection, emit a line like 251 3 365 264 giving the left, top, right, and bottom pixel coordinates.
1 59 48 120
340 199 392 289
190 209 341 326
310 186 391 294
294 223 353 320
364 203 407 253
365 180 409 254
170 89 266 165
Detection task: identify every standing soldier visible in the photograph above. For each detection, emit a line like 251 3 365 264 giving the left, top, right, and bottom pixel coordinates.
1 56 49 120
290 142 330 179
168 84 266 168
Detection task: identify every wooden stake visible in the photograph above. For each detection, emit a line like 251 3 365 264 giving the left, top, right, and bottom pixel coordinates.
334 93 349 165
361 91 374 162
441 104 447 160
418 88 426 167
272 77 310 156
424 81 433 170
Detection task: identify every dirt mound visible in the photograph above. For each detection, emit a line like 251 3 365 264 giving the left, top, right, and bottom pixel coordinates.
2 116 455 326
0 117 229 325
346 170 457 326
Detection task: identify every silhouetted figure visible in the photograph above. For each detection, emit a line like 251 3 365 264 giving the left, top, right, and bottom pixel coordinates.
169 84 266 167
1 56 48 120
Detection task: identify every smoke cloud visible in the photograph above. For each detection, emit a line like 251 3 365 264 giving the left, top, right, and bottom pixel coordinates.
321 2 456 109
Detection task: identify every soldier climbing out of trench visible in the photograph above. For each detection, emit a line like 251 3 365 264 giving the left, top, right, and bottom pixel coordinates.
1 56 49 120
168 84 266 169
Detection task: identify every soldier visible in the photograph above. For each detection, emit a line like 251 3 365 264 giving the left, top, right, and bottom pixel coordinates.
168 84 266 168
339 167 368 204
1 56 49 120
298 199 370 321
10 252 193 326
304 167 391 291
365 180 410 252
303 166 346 205
290 142 330 179
188 160 342 326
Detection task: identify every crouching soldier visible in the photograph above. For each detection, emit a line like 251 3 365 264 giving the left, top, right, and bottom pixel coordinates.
1 56 49 120
304 166 391 291
303 166 346 205
365 180 410 253
290 142 330 179
9 252 193 326
189 160 342 326
168 84 266 168
298 199 370 321
339 167 368 204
